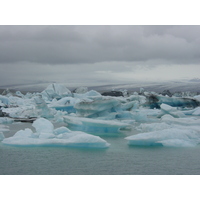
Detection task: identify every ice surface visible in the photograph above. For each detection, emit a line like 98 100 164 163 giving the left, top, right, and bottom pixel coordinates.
2 118 110 148
64 115 131 135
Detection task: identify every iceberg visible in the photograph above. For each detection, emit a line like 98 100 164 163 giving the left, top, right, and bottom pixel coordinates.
74 98 120 117
41 83 72 100
136 122 171 132
151 95 200 108
159 103 186 118
161 114 200 126
0 117 14 124
74 86 88 94
48 97 80 114
125 127 200 147
64 115 131 135
182 107 200 116
2 118 110 148
73 90 101 99
0 95 10 106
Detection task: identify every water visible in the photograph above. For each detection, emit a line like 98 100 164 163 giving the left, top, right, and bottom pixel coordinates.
1 123 200 175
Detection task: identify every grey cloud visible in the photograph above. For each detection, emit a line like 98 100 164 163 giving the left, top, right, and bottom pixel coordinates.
1 25 200 65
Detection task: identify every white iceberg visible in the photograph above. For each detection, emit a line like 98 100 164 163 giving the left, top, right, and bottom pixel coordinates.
2 118 110 148
0 117 14 124
0 95 10 106
161 114 200 126
48 97 80 114
159 103 186 118
157 95 200 108
183 107 200 116
41 83 72 100
74 98 120 117
73 90 101 99
74 86 88 94
125 127 200 147
63 115 131 135
136 122 171 133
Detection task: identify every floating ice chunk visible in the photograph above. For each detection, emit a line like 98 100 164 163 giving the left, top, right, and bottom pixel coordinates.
15 91 24 98
0 95 10 106
49 97 80 113
116 111 135 120
74 98 120 117
127 109 158 123
137 122 171 132
74 86 88 94
0 132 5 141
96 112 117 120
160 103 186 118
192 107 200 116
161 114 200 126
32 117 54 134
127 95 146 105
49 97 80 107
64 115 131 135
193 95 200 102
121 101 135 111
14 128 33 138
2 106 37 119
157 95 200 108
0 124 10 133
34 96 56 118
73 90 101 99
125 128 200 147
158 139 196 147
41 83 72 100
0 117 14 124
160 103 177 112
2 118 110 148
8 96 29 107
53 127 71 135
183 107 200 116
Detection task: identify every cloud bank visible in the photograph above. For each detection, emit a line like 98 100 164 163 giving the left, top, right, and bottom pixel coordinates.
1 25 200 88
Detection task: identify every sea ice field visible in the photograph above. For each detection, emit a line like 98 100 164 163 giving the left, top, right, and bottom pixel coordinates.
1 83 200 174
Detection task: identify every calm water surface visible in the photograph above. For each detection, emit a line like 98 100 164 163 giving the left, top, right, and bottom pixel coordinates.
1 123 200 175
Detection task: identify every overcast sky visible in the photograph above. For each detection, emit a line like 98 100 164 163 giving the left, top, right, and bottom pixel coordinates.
1 25 200 88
